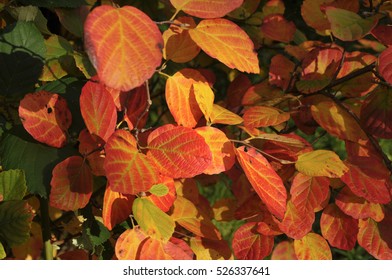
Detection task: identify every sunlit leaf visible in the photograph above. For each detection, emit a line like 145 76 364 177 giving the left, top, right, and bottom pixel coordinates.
146 124 212 178
192 82 214 123
49 156 93 211
271 240 297 260
232 222 274 260
80 78 117 142
115 227 148 260
235 146 287 219
243 106 290 129
294 233 332 260
19 91 72 148
195 126 236 175
147 176 176 213
320 204 358 250
170 0 243 19
0 242 5 259
133 197 175 242
209 104 243 125
0 169 27 201
189 19 259 73
261 14 296 43
104 130 159 194
325 7 378 41
84 5 163 91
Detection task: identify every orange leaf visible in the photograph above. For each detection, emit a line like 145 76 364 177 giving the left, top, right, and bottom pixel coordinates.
102 183 134 231
19 91 71 148
162 17 200 63
161 237 194 260
232 222 274 260
269 54 296 90
261 14 296 43
146 124 212 178
80 78 117 142
189 19 259 73
335 186 384 222
84 5 163 91
290 173 330 212
195 126 236 175
170 0 243 19
115 228 148 260
192 82 214 123
235 146 287 219
243 106 290 129
104 130 159 194
341 163 391 204
49 156 93 211
209 104 243 125
357 207 392 260
294 233 332 260
190 237 233 260
165 68 207 128
320 204 358 250
271 240 298 260
278 199 314 239
137 237 193 260
146 176 176 212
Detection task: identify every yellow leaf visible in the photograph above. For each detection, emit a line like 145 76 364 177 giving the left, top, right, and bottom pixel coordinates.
192 82 214 123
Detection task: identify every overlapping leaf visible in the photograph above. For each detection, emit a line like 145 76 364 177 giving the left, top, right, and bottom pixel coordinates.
78 129 105 177
371 25 392 46
80 78 117 142
19 91 72 148
294 233 332 260
269 54 296 90
49 156 93 211
261 14 296 43
271 240 297 260
243 106 290 129
84 5 163 91
170 0 243 19
209 104 244 125
190 237 232 260
301 0 333 35
189 19 259 73
115 227 148 260
192 82 214 123
124 85 149 130
235 146 287 219
147 176 176 213
232 222 274 260
146 124 212 178
104 130 159 194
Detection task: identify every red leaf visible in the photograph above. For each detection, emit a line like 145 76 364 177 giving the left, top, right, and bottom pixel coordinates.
294 233 332 260
226 73 252 109
102 183 134 230
261 14 296 43
320 204 358 250
19 91 71 148
84 5 163 91
124 85 149 130
80 78 117 142
232 222 274 260
162 237 194 260
147 124 212 178
371 25 392 46
78 129 105 176
170 0 243 19
235 146 287 219
104 130 159 194
49 156 93 211
271 240 298 260
269 54 296 90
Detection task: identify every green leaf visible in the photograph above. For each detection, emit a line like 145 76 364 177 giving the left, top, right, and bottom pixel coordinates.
17 0 87 8
325 7 377 41
0 200 34 247
6 5 51 35
0 21 45 97
133 197 175 242
0 242 5 259
0 169 27 201
149 183 169 197
0 127 75 198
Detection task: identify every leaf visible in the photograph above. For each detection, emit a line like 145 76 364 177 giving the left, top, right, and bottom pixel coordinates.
149 184 169 197
195 126 236 175
170 0 243 19
325 7 378 41
0 21 45 96
209 104 243 125
235 146 287 219
165 68 207 128
80 78 117 142
18 0 87 8
190 237 232 260
102 183 134 231
357 208 392 260
301 0 333 35
19 91 72 148
0 242 5 259
271 240 298 260
295 150 348 178
361 86 392 138
290 173 330 212
123 85 149 130
278 199 314 239
320 204 358 250
243 106 290 129
294 233 332 260
84 5 163 91
371 25 392 46
269 54 296 90
228 0 260 19
12 221 43 260
146 124 212 178
335 187 384 222
115 227 148 260
242 80 284 106
147 176 176 213
162 17 200 63
161 237 194 260
192 82 214 123
78 129 105 177
49 156 93 211
261 14 296 43
232 222 274 260
171 196 221 240
0 200 34 247
55 6 89 37
0 169 27 201
340 163 391 204
132 197 175 242
189 19 259 73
